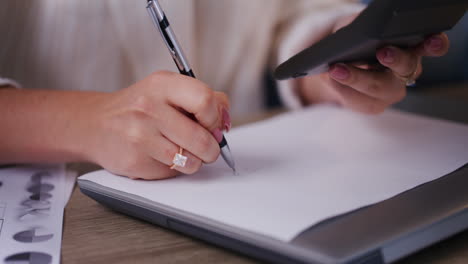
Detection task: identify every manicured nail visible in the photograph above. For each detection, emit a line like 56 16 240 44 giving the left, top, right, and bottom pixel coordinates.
212 128 223 143
222 108 232 132
330 64 350 80
379 47 396 64
426 36 443 52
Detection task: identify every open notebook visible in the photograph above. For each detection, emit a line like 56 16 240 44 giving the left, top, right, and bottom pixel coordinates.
79 105 468 242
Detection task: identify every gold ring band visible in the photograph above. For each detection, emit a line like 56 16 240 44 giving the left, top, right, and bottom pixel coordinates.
394 62 419 87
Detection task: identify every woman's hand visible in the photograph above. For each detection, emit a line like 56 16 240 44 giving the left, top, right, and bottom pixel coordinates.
82 71 230 180
298 14 450 114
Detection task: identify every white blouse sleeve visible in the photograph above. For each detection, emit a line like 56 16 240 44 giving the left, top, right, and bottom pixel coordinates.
275 2 365 110
0 77 21 88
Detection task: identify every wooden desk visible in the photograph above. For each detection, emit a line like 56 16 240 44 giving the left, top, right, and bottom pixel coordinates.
62 83 468 264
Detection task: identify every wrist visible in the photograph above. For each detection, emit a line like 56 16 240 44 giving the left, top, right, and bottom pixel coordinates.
60 91 111 164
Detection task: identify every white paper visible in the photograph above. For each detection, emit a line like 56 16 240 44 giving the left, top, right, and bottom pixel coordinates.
62 170 77 208
0 165 68 264
80 105 468 242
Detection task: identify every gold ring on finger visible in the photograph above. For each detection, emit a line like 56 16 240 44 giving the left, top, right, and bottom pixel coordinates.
394 62 419 87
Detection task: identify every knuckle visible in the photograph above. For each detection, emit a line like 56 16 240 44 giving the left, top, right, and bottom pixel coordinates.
195 85 215 110
216 91 229 103
125 121 146 147
147 71 164 86
194 131 219 163
131 94 153 114
214 91 230 111
152 70 176 79
147 71 177 92
195 131 213 152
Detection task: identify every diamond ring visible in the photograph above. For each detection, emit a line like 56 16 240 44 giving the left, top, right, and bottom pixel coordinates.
170 147 188 169
394 62 419 87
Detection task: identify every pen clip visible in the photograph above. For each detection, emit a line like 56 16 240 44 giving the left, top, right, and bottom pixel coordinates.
146 0 190 74
146 2 172 50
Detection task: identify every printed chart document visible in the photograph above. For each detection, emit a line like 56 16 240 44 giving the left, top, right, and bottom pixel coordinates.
0 165 75 264
80 105 468 242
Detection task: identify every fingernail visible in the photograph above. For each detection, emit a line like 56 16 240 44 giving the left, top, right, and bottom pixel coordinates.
379 47 396 64
426 36 443 52
330 64 350 80
222 108 232 132
212 128 223 143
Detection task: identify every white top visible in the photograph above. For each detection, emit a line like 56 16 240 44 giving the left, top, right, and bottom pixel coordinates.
0 0 362 117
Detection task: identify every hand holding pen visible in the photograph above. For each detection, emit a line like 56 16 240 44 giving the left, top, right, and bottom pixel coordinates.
62 2 232 181
0 2 233 182
146 0 237 173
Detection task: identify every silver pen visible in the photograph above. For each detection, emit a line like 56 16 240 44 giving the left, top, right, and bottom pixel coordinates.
146 0 237 173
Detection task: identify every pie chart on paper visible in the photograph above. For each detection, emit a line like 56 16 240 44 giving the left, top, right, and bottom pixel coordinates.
4 252 52 264
13 228 54 243
27 183 54 193
29 193 52 201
